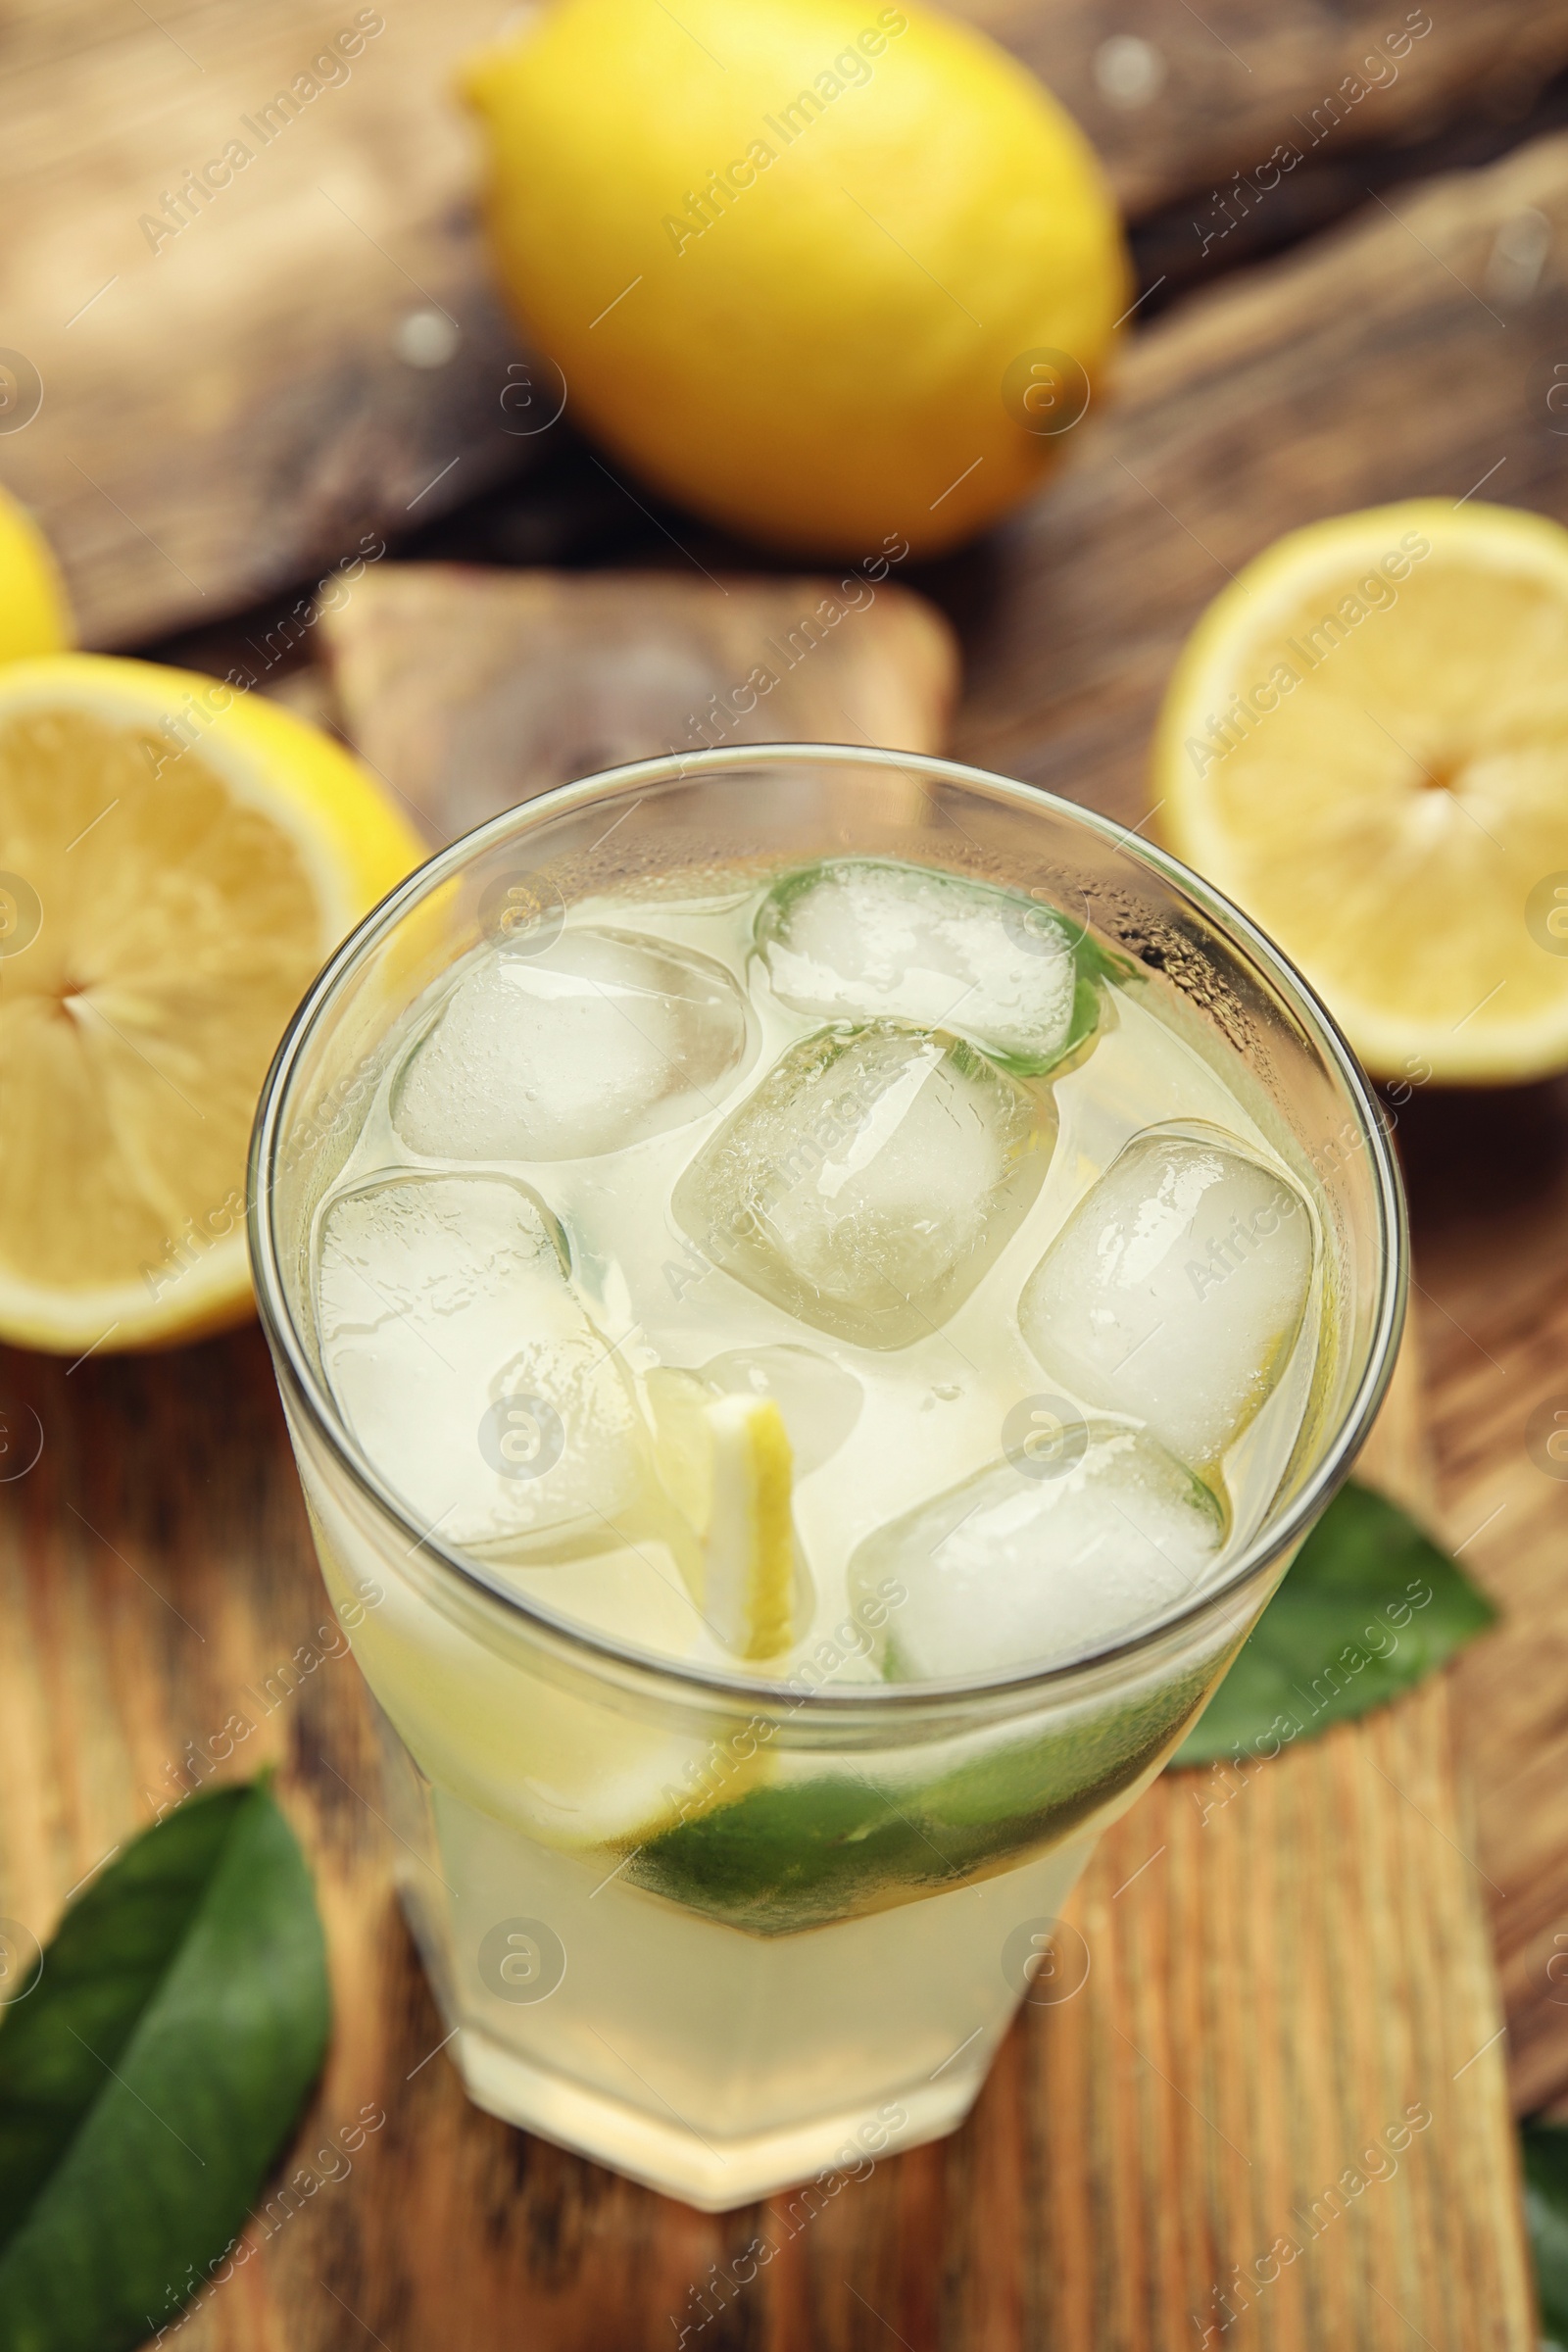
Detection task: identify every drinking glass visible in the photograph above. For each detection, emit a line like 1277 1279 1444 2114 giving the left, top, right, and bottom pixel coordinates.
248 744 1405 2210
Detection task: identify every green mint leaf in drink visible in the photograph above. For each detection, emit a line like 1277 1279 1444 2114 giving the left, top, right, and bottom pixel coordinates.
0 1779 329 2352
630 1652 1217 1935
1173 1481 1496 1766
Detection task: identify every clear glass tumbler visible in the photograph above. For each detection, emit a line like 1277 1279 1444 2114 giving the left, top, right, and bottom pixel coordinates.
248 745 1405 2210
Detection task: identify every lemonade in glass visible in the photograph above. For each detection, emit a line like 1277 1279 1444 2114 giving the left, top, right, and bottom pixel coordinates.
249 745 1403 2208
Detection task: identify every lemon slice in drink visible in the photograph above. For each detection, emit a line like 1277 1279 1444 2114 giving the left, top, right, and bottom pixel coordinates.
1156 500 1568 1082
0 655 423 1354
649 1374 801 1659
703 1394 798 1660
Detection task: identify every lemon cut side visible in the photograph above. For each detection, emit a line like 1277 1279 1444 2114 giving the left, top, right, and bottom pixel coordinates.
1157 500 1568 1082
0 656 422 1353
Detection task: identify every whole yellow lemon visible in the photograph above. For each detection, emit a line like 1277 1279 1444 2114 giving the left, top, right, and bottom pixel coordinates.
462 0 1129 559
0 486 71 662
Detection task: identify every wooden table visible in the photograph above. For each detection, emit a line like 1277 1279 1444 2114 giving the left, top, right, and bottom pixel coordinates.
0 591 1540 2345
2 3 1563 2344
0 1289 1531 2350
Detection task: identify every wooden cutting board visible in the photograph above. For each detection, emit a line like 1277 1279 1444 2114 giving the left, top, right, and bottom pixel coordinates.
1403 1109 1568 2121
317 564 959 840
0 1322 1530 2350
0 567 1533 2344
7 0 1568 648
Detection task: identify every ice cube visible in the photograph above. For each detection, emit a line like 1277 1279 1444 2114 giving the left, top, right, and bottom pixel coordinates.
847 1423 1226 1679
392 926 751 1162
755 858 1097 1073
314 1172 650 1555
1017 1124 1315 1470
672 1022 1054 1349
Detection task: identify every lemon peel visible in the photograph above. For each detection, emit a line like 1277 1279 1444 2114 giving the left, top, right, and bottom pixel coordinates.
0 487 71 665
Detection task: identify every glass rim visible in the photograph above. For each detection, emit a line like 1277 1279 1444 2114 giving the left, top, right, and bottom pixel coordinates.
247 741 1408 1717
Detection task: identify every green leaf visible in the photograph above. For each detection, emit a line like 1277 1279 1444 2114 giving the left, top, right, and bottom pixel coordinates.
1522 2120 1568 2349
1174 1480 1496 1768
0 1779 330 2352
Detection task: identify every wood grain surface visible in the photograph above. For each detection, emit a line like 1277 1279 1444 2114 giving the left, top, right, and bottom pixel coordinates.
968 0 1568 220
1397 1092 1568 2121
9 0 1568 649
0 0 527 651
3 9 1558 2337
318 563 959 841
0 1317 1533 2351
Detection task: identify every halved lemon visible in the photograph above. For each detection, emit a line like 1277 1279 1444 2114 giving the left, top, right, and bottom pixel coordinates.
1156 500 1568 1082
0 655 423 1354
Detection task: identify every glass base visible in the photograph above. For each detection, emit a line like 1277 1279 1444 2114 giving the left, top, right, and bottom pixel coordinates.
452 2021 977 2210
393 1818 1100 2209
368 1692 1125 2209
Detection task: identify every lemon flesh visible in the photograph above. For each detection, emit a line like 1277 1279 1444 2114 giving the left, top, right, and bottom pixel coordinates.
0 656 423 1352
1157 500 1568 1083
462 0 1128 559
